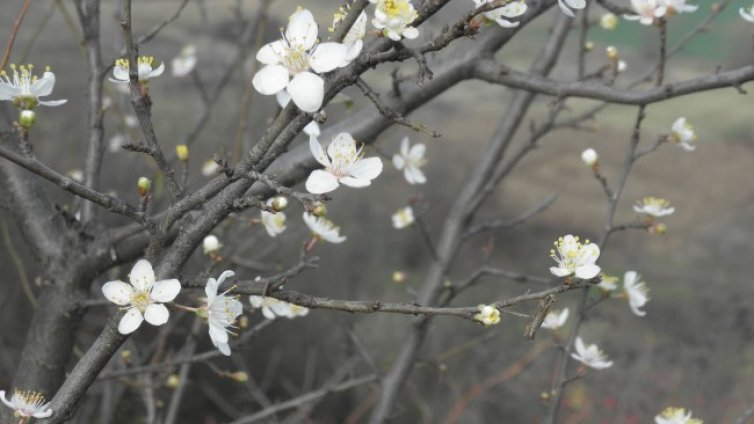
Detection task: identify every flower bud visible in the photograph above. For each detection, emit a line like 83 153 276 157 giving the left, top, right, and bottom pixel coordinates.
238 315 249 329
583 41 594 52
617 60 627 73
606 46 618 61
311 203 327 217
600 13 618 30
19 110 36 129
581 148 598 166
229 371 248 382
272 196 288 211
392 271 406 284
203 235 222 255
166 374 180 389
652 223 668 235
121 350 132 365
176 144 189 162
137 177 151 197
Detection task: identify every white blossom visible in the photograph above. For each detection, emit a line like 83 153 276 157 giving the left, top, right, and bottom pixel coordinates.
306 132 383 194
0 64 67 109
624 0 667 25
600 13 618 29
392 136 427 184
549 235 601 280
249 296 309 319
597 275 618 292
741 5 754 22
623 271 649 317
201 270 243 356
275 91 320 136
171 44 197 77
581 148 598 166
633 197 675 217
0 390 52 418
557 0 587 18
473 0 528 27
102 259 182 335
369 0 419 40
571 336 613 369
661 0 698 15
110 56 165 84
541 308 569 330
203 235 223 255
655 407 703 424
202 159 220 177
303 212 346 243
474 304 501 326
252 8 349 113
261 199 286 237
671 117 697 151
392 206 415 229
108 134 126 153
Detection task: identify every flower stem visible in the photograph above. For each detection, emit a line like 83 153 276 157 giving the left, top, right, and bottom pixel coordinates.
171 303 198 313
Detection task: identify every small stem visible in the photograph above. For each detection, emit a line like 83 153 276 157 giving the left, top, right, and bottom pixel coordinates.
171 303 198 313
0 0 32 70
657 19 667 86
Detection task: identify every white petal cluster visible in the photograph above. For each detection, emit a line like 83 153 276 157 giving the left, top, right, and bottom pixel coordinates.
306 132 383 194
202 271 243 356
203 235 223 255
671 117 696 151
581 148 598 166
102 259 182 335
249 296 310 319
742 5 754 22
571 336 613 369
557 0 587 18
549 235 601 280
303 212 346 243
252 8 350 113
392 136 427 184
261 199 287 237
655 407 703 424
110 56 165 83
369 0 419 40
0 390 52 418
474 304 501 326
633 196 675 217
0 64 67 108
623 271 649 317
473 0 528 27
171 44 197 77
541 308 569 330
392 206 415 229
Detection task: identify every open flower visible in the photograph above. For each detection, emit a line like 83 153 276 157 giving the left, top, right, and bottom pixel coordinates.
249 296 310 319
624 0 667 25
549 235 601 280
370 0 419 40
633 197 674 217
474 304 501 326
275 91 320 136
571 337 613 369
306 132 383 194
102 259 181 335
661 0 698 15
303 212 346 243
392 136 426 184
261 199 286 237
171 44 197 77
741 5 754 21
200 270 243 356
110 56 165 84
623 271 649 317
541 308 569 330
0 64 67 109
557 0 586 18
473 0 528 27
670 117 697 151
0 390 52 418
392 206 415 229
252 8 348 113
655 407 703 424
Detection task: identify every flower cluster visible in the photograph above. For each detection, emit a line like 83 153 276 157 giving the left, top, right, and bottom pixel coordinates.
370 0 419 40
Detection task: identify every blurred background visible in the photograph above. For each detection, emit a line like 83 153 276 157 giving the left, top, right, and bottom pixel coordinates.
1 0 753 422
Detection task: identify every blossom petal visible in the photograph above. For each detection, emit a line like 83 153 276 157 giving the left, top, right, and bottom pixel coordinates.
112 66 129 82
252 65 289 95
30 72 56 97
309 134 331 167
118 308 144 334
306 169 340 193
287 72 324 113
346 156 383 181
150 279 181 302
130 259 155 292
340 176 371 188
304 121 320 136
310 42 348 74
257 40 286 65
144 303 170 326
400 136 410 156
343 40 363 65
102 280 135 306
38 99 67 107
408 143 426 161
216 270 235 286
550 266 573 277
262 307 277 320
0 83 20 100
402 27 419 39
405 166 426 184
205 277 219 301
276 90 291 108
286 8 318 50
558 0 576 17
575 264 601 280
209 322 229 344
33 408 53 418
146 62 165 79
393 154 405 170
0 391 13 409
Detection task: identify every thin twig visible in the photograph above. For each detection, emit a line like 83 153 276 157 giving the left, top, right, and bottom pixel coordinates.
0 0 32 71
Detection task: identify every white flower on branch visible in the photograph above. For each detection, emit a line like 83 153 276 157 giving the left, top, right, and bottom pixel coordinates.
571 336 613 369
102 259 182 335
342 11 368 65
110 56 165 84
581 148 598 167
202 159 220 177
549 235 601 280
203 235 223 255
624 0 667 25
633 196 675 217
199 270 243 356
392 206 415 229
252 8 349 113
541 307 569 330
261 199 287 237
557 0 586 18
670 117 697 151
661 0 698 15
276 91 320 136
600 13 618 29
306 132 383 194
303 212 346 243
0 389 52 418
0 64 67 109
249 296 310 319
597 274 618 292
171 44 197 77
655 407 703 424
473 0 528 28
741 5 754 22
392 136 426 184
474 304 501 326
623 271 649 317
369 0 420 40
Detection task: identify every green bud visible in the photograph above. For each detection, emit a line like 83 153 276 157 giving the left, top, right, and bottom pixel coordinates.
19 110 36 129
137 177 152 196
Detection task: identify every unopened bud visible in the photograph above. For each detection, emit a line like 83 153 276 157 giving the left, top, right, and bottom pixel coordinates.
19 110 36 129
581 148 599 167
311 203 327 217
584 41 594 52
606 46 618 61
541 391 551 401
392 271 406 284
238 315 249 329
600 13 618 30
137 177 152 197
229 371 248 382
121 350 132 364
176 144 189 162
652 222 667 235
272 196 288 211
166 374 180 389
